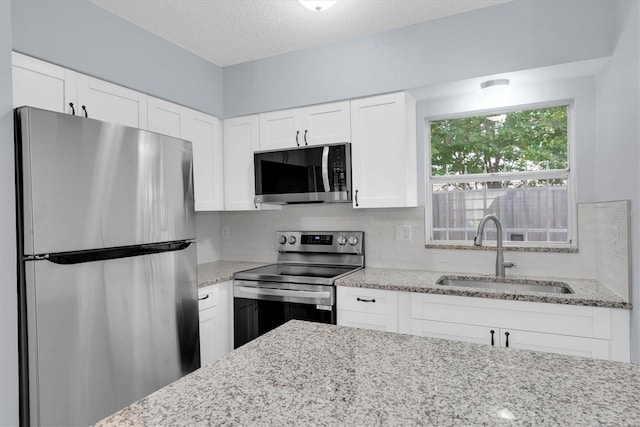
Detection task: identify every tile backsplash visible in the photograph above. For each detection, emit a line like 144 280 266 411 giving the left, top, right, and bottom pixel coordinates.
195 201 630 301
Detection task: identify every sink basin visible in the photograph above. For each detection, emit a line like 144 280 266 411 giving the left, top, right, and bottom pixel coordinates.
436 276 574 294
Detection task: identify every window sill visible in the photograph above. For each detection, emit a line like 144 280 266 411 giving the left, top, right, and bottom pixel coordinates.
424 242 578 253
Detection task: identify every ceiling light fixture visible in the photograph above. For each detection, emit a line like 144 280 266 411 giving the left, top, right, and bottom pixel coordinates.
479 79 511 102
299 0 337 12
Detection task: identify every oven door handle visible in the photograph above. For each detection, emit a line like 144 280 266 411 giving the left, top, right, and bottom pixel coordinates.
235 286 331 300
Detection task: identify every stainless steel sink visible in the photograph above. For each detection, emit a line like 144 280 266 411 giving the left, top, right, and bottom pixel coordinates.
436 276 574 294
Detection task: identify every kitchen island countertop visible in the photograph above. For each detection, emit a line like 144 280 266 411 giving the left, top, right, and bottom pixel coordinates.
336 267 631 309
197 260 268 288
96 320 640 426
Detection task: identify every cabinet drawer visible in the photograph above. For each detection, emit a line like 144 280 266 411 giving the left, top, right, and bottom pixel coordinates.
337 310 398 333
410 293 598 338
198 285 220 311
337 287 397 316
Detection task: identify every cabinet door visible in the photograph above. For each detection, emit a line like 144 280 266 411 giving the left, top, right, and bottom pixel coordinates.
199 307 217 367
301 100 351 146
350 92 417 208
258 108 302 150
147 96 185 138
223 115 261 210
337 310 398 333
500 329 609 359
187 111 224 211
411 319 497 346
76 73 147 129
12 52 77 114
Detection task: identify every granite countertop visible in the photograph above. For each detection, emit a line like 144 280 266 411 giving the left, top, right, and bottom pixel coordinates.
197 260 269 288
97 320 640 426
336 267 631 309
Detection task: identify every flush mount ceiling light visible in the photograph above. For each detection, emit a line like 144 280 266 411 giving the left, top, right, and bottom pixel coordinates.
299 0 337 12
479 79 511 102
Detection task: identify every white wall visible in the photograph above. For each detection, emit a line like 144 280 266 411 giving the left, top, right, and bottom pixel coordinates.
0 1 18 424
223 0 614 117
595 0 640 362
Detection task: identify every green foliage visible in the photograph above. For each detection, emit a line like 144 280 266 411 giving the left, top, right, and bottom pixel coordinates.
430 106 568 177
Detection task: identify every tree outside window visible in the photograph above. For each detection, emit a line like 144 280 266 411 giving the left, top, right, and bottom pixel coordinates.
428 105 571 243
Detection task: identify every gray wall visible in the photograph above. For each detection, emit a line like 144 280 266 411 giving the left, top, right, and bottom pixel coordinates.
0 1 17 425
223 0 614 117
11 0 224 117
595 0 640 362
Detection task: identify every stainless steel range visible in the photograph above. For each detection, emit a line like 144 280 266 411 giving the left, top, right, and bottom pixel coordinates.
233 231 364 348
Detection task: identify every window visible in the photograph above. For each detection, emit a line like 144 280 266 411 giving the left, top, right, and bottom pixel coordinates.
427 104 573 245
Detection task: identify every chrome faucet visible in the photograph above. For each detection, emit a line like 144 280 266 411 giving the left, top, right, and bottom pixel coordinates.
473 214 514 277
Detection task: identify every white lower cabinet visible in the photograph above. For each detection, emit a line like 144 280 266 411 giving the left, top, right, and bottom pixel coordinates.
337 287 399 333
401 292 629 362
198 281 233 366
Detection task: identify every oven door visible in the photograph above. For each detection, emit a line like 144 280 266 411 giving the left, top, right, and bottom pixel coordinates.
233 280 335 348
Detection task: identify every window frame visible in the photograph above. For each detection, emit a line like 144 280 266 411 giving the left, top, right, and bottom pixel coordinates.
424 100 577 248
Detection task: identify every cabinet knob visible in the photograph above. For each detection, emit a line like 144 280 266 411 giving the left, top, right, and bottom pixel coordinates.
295 130 300 147
504 331 510 348
490 329 495 346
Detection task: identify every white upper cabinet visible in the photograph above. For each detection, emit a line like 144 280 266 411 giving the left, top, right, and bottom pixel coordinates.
258 100 351 150
76 73 147 129
302 101 351 146
12 53 147 129
350 92 417 209
186 110 224 211
223 115 261 210
147 96 224 211
147 95 185 138
12 52 77 114
259 108 302 150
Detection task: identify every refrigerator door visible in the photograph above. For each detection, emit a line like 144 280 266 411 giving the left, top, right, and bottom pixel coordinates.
24 244 199 426
16 106 195 255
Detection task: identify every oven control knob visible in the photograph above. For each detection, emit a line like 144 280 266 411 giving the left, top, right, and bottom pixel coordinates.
348 235 359 246
278 235 287 245
337 235 347 246
288 235 297 244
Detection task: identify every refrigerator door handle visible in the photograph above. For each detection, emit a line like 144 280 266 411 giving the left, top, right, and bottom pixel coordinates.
43 241 194 265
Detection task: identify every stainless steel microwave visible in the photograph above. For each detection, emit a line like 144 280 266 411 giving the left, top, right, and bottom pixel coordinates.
254 143 352 204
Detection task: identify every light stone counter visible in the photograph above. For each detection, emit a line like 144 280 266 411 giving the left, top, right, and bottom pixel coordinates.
336 267 631 309
97 320 640 426
197 260 269 288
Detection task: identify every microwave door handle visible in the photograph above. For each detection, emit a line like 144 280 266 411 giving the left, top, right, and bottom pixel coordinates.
321 146 331 192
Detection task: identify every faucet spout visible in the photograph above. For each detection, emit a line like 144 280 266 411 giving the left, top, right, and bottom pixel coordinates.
474 214 512 277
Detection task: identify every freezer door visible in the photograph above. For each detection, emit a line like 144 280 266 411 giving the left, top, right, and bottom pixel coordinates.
23 244 199 426
17 106 195 254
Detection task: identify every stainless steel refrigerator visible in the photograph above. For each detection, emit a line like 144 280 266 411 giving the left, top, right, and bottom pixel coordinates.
14 106 200 426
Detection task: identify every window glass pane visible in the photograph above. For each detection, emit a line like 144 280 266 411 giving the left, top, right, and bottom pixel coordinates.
431 179 568 243
430 106 568 176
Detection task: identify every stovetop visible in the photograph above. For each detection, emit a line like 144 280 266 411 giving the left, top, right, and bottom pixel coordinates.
233 231 365 286
233 263 362 286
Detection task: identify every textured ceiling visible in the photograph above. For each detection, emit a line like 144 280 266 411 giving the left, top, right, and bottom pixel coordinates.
89 0 509 66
